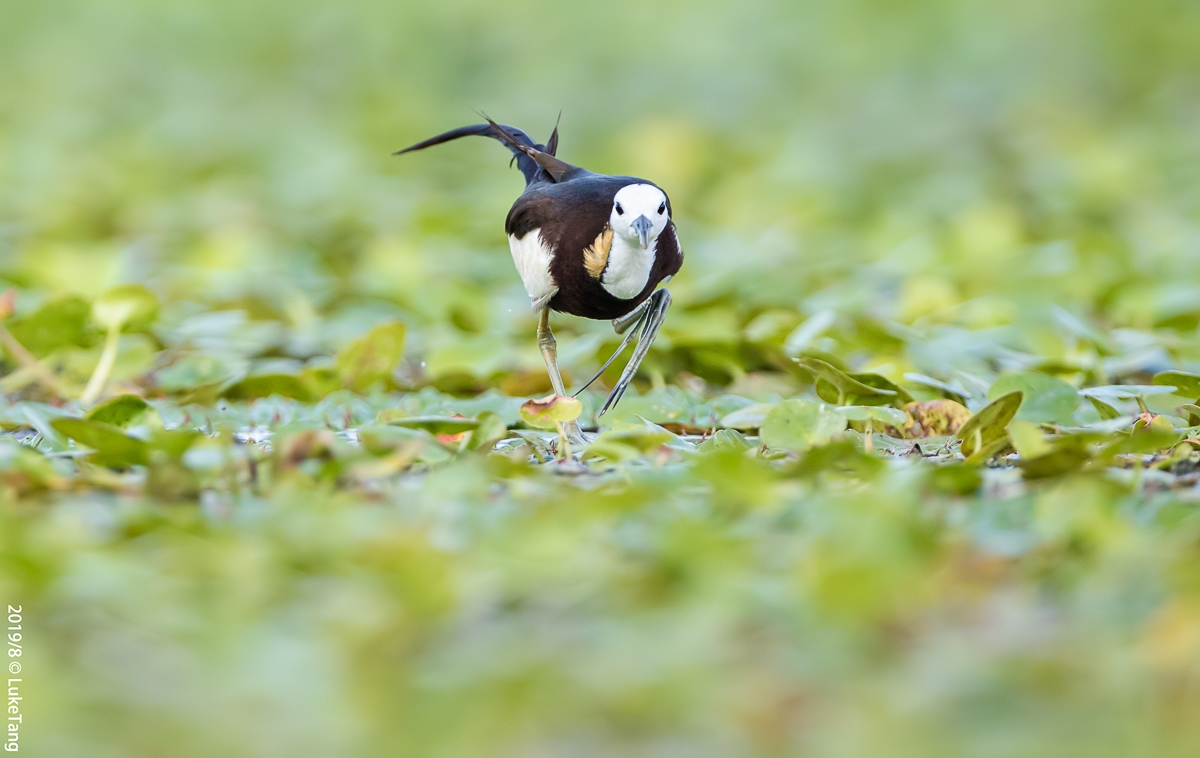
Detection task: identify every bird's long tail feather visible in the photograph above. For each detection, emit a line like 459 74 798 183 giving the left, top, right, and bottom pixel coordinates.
394 118 573 185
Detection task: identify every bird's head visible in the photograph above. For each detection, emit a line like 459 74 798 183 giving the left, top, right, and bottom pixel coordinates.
610 184 669 250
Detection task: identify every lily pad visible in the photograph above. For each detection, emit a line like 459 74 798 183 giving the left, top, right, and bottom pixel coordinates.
336 321 406 393
223 373 314 402
92 284 159 333
357 424 432 457
51 418 149 467
782 309 836 356
847 373 914 405
0 440 66 492
378 413 481 435
719 403 776 430
761 399 847 451
1017 442 1092 479
1099 415 1181 458
157 354 245 392
466 411 510 451
148 429 202 459
697 429 754 454
5 296 96 357
86 394 153 428
837 405 909 428
1153 371 1200 399
583 423 675 462
903 373 969 403
1007 419 1051 459
1080 385 1179 400
989 373 1079 425
955 391 1022 458
1087 395 1122 420
1181 404 1200 426
798 358 897 406
519 394 583 429
924 462 983 495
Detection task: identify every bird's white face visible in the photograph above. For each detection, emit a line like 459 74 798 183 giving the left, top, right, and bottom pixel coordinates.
610 184 669 250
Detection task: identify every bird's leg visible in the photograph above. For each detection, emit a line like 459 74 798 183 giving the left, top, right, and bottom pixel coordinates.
598 288 672 417
537 307 587 445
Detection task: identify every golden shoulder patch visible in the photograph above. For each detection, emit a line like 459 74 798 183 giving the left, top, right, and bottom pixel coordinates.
583 226 613 280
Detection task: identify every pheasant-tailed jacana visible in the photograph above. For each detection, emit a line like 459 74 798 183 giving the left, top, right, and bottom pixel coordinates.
395 118 683 442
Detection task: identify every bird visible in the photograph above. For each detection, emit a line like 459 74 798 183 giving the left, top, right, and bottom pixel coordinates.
395 117 683 443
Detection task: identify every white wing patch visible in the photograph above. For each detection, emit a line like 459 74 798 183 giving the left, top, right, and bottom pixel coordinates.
508 229 558 310
601 233 656 300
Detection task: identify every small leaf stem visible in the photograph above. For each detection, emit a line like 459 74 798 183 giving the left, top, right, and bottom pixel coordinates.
81 325 122 405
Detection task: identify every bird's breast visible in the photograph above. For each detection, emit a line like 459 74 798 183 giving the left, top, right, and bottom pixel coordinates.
598 234 656 300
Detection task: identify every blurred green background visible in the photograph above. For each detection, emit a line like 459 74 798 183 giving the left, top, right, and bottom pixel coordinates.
3 0 1200 756
5 0 1199 395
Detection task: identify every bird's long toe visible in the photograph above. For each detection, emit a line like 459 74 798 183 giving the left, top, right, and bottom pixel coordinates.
598 288 672 417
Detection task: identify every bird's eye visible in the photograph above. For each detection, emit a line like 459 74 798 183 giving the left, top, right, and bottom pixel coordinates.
615 203 624 215
657 202 666 215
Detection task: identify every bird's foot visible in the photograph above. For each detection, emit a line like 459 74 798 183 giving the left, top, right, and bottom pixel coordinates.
563 420 590 448
547 421 590 460
598 289 672 417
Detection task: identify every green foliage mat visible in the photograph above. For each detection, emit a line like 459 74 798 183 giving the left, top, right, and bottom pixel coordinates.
4 0 1200 755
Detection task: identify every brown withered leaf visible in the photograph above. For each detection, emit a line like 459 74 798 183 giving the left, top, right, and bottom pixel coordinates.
898 399 973 438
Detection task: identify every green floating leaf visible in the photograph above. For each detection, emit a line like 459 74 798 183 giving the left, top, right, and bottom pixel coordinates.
719 403 775 430
1017 442 1092 479
1181 404 1200 426
86 394 152 428
51 418 149 467
847 373 914 405
955 391 1022 458
467 411 510 452
1099 416 1181 458
356 424 432 457
378 412 480 435
1087 395 1122 420
903 373 969 403
1081 384 1178 400
519 394 582 429
336 321 406 393
924 462 982 495
697 429 754 454
300 365 341 399
761 398 847 452
583 423 675 462
0 440 66 493
1008 419 1051 458
157 354 245 393
1153 371 1200 399
92 284 159 332
223 373 313 402
5 296 96 357
782 309 836 356
837 405 909 428
989 373 1079 425
148 429 202 459
792 438 884 479
798 358 897 405
599 386 690 426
